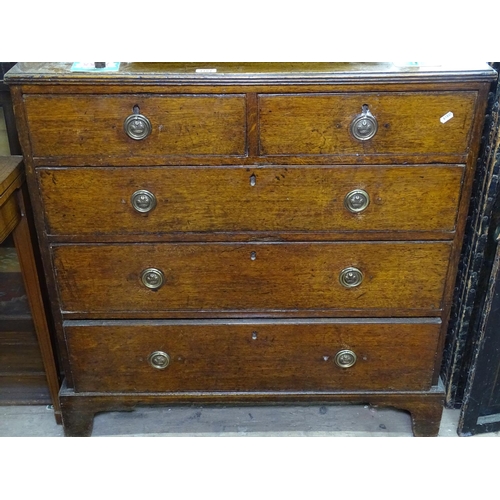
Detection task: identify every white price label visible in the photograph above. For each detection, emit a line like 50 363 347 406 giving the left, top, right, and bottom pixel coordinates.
195 68 217 73
440 111 454 124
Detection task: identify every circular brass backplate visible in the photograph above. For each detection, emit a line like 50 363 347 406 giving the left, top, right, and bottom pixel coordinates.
350 108 378 141
344 189 370 213
124 113 152 140
339 267 364 288
131 189 157 213
148 351 170 370
141 268 165 290
334 349 357 368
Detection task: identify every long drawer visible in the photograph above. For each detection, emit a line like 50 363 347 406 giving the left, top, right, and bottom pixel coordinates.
38 165 464 236
23 94 247 157
52 242 452 315
65 319 441 392
259 92 477 156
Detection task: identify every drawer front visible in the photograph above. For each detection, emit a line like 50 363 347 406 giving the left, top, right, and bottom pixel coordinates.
52 242 452 314
38 165 463 236
65 319 440 392
259 92 477 156
24 94 247 157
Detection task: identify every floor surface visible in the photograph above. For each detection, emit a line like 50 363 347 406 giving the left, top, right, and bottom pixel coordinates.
1 403 499 437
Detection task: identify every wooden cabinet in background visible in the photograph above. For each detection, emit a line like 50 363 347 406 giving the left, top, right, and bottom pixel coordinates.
1 62 60 419
0 156 60 421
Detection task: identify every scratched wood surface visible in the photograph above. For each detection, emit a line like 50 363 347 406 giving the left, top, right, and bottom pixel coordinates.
258 92 477 156
52 241 451 314
65 319 440 393
23 94 247 157
38 165 464 236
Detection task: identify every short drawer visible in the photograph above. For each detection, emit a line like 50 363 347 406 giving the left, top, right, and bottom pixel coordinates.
65 319 441 392
23 94 247 157
52 241 452 315
259 92 477 156
38 165 464 236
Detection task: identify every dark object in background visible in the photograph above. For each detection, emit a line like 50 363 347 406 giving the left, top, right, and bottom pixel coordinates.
442 62 500 435
441 63 500 409
459 215 500 435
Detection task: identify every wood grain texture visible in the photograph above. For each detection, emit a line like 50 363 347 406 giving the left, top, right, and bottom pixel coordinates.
52 241 452 314
259 92 477 156
38 165 464 236
0 156 23 194
7 62 494 437
0 195 20 243
65 319 440 393
0 157 23 243
24 94 247 157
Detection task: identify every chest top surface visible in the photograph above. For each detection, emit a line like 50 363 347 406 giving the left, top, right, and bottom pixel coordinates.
4 62 497 86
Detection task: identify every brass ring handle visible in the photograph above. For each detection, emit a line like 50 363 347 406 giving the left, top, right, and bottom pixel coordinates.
124 113 152 140
131 190 157 213
344 189 370 213
339 267 363 288
148 351 170 370
350 105 378 141
141 268 165 290
334 349 357 368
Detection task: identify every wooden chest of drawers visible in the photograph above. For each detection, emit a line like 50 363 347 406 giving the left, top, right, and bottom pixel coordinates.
6 62 496 436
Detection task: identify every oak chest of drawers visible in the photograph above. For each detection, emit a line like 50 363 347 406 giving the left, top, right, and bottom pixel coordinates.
6 62 497 436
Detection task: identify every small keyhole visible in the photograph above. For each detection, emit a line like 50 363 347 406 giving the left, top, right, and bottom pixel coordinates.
133 104 140 114
250 174 256 187
250 251 257 260
252 332 258 340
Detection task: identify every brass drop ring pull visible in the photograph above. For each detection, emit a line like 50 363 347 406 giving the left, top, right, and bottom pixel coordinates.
344 189 370 213
350 104 378 141
131 190 157 213
141 268 165 290
339 267 363 288
124 108 152 140
334 349 357 368
148 351 170 370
